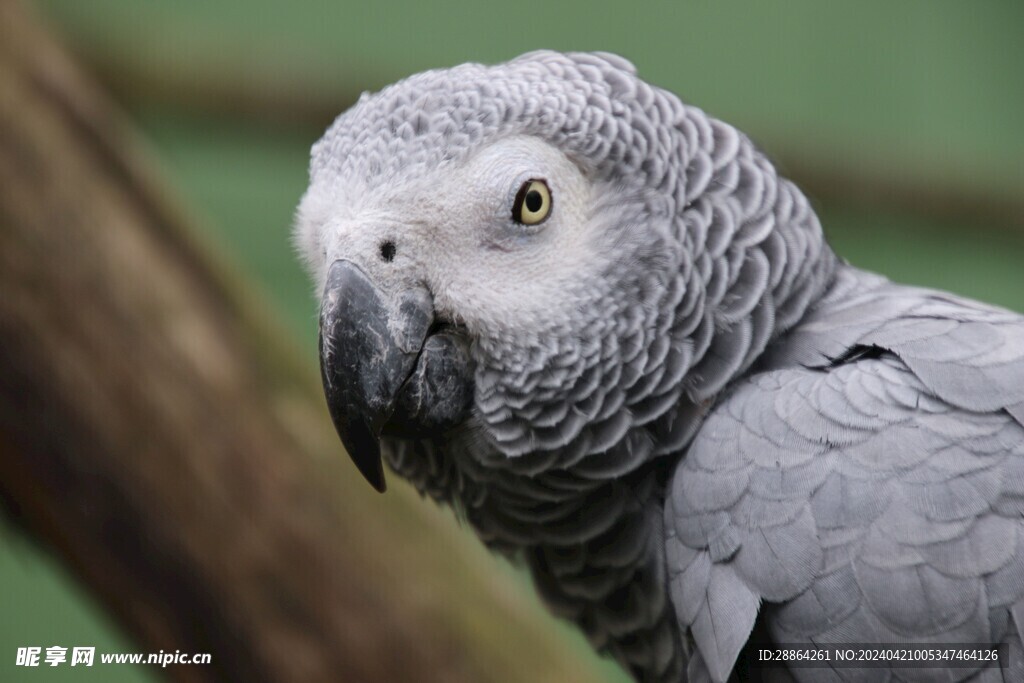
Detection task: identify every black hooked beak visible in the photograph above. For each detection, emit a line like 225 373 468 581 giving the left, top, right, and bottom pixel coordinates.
318 260 432 492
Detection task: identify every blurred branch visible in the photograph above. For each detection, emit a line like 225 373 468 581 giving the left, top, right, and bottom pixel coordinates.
52 25 1023 235
0 2 607 681
769 142 1024 235
71 35 365 131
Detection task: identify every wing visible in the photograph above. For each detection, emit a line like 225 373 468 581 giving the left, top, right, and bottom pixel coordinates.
665 268 1024 683
758 266 1024 420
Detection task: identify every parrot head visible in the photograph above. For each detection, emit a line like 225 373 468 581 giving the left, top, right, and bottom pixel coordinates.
294 51 823 492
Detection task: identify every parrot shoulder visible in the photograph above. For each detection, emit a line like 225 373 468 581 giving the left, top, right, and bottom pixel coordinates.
665 270 1024 681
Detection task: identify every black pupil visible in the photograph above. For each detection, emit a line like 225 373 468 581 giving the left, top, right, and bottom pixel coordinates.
524 189 543 213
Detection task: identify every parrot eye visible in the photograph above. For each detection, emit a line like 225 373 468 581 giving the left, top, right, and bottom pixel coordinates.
512 179 552 226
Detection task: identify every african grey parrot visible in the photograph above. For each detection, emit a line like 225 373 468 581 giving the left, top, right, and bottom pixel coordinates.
294 51 1024 682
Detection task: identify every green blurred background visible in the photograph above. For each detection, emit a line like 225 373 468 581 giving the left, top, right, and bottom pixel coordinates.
2 0 1022 680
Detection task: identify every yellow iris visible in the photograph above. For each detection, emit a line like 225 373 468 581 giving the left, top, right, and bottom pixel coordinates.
513 179 552 225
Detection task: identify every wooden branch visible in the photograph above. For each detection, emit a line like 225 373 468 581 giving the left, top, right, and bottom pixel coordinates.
52 21 1024 236
0 2 607 681
763 140 1024 236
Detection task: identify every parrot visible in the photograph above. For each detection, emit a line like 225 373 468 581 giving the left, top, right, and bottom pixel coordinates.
294 51 1024 682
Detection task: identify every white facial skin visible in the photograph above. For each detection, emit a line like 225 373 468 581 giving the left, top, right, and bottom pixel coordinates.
295 136 608 346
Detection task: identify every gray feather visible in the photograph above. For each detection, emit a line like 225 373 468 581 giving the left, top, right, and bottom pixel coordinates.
688 566 760 683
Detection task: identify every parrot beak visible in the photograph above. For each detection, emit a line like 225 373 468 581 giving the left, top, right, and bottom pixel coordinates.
318 259 432 492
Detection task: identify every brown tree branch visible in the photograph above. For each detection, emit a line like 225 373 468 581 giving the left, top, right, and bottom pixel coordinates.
0 2 607 681
50 22 1024 236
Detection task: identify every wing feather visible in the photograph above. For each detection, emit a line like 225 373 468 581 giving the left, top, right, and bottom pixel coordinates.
666 345 1024 681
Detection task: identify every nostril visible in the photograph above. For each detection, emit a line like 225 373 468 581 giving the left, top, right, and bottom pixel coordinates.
379 241 396 263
